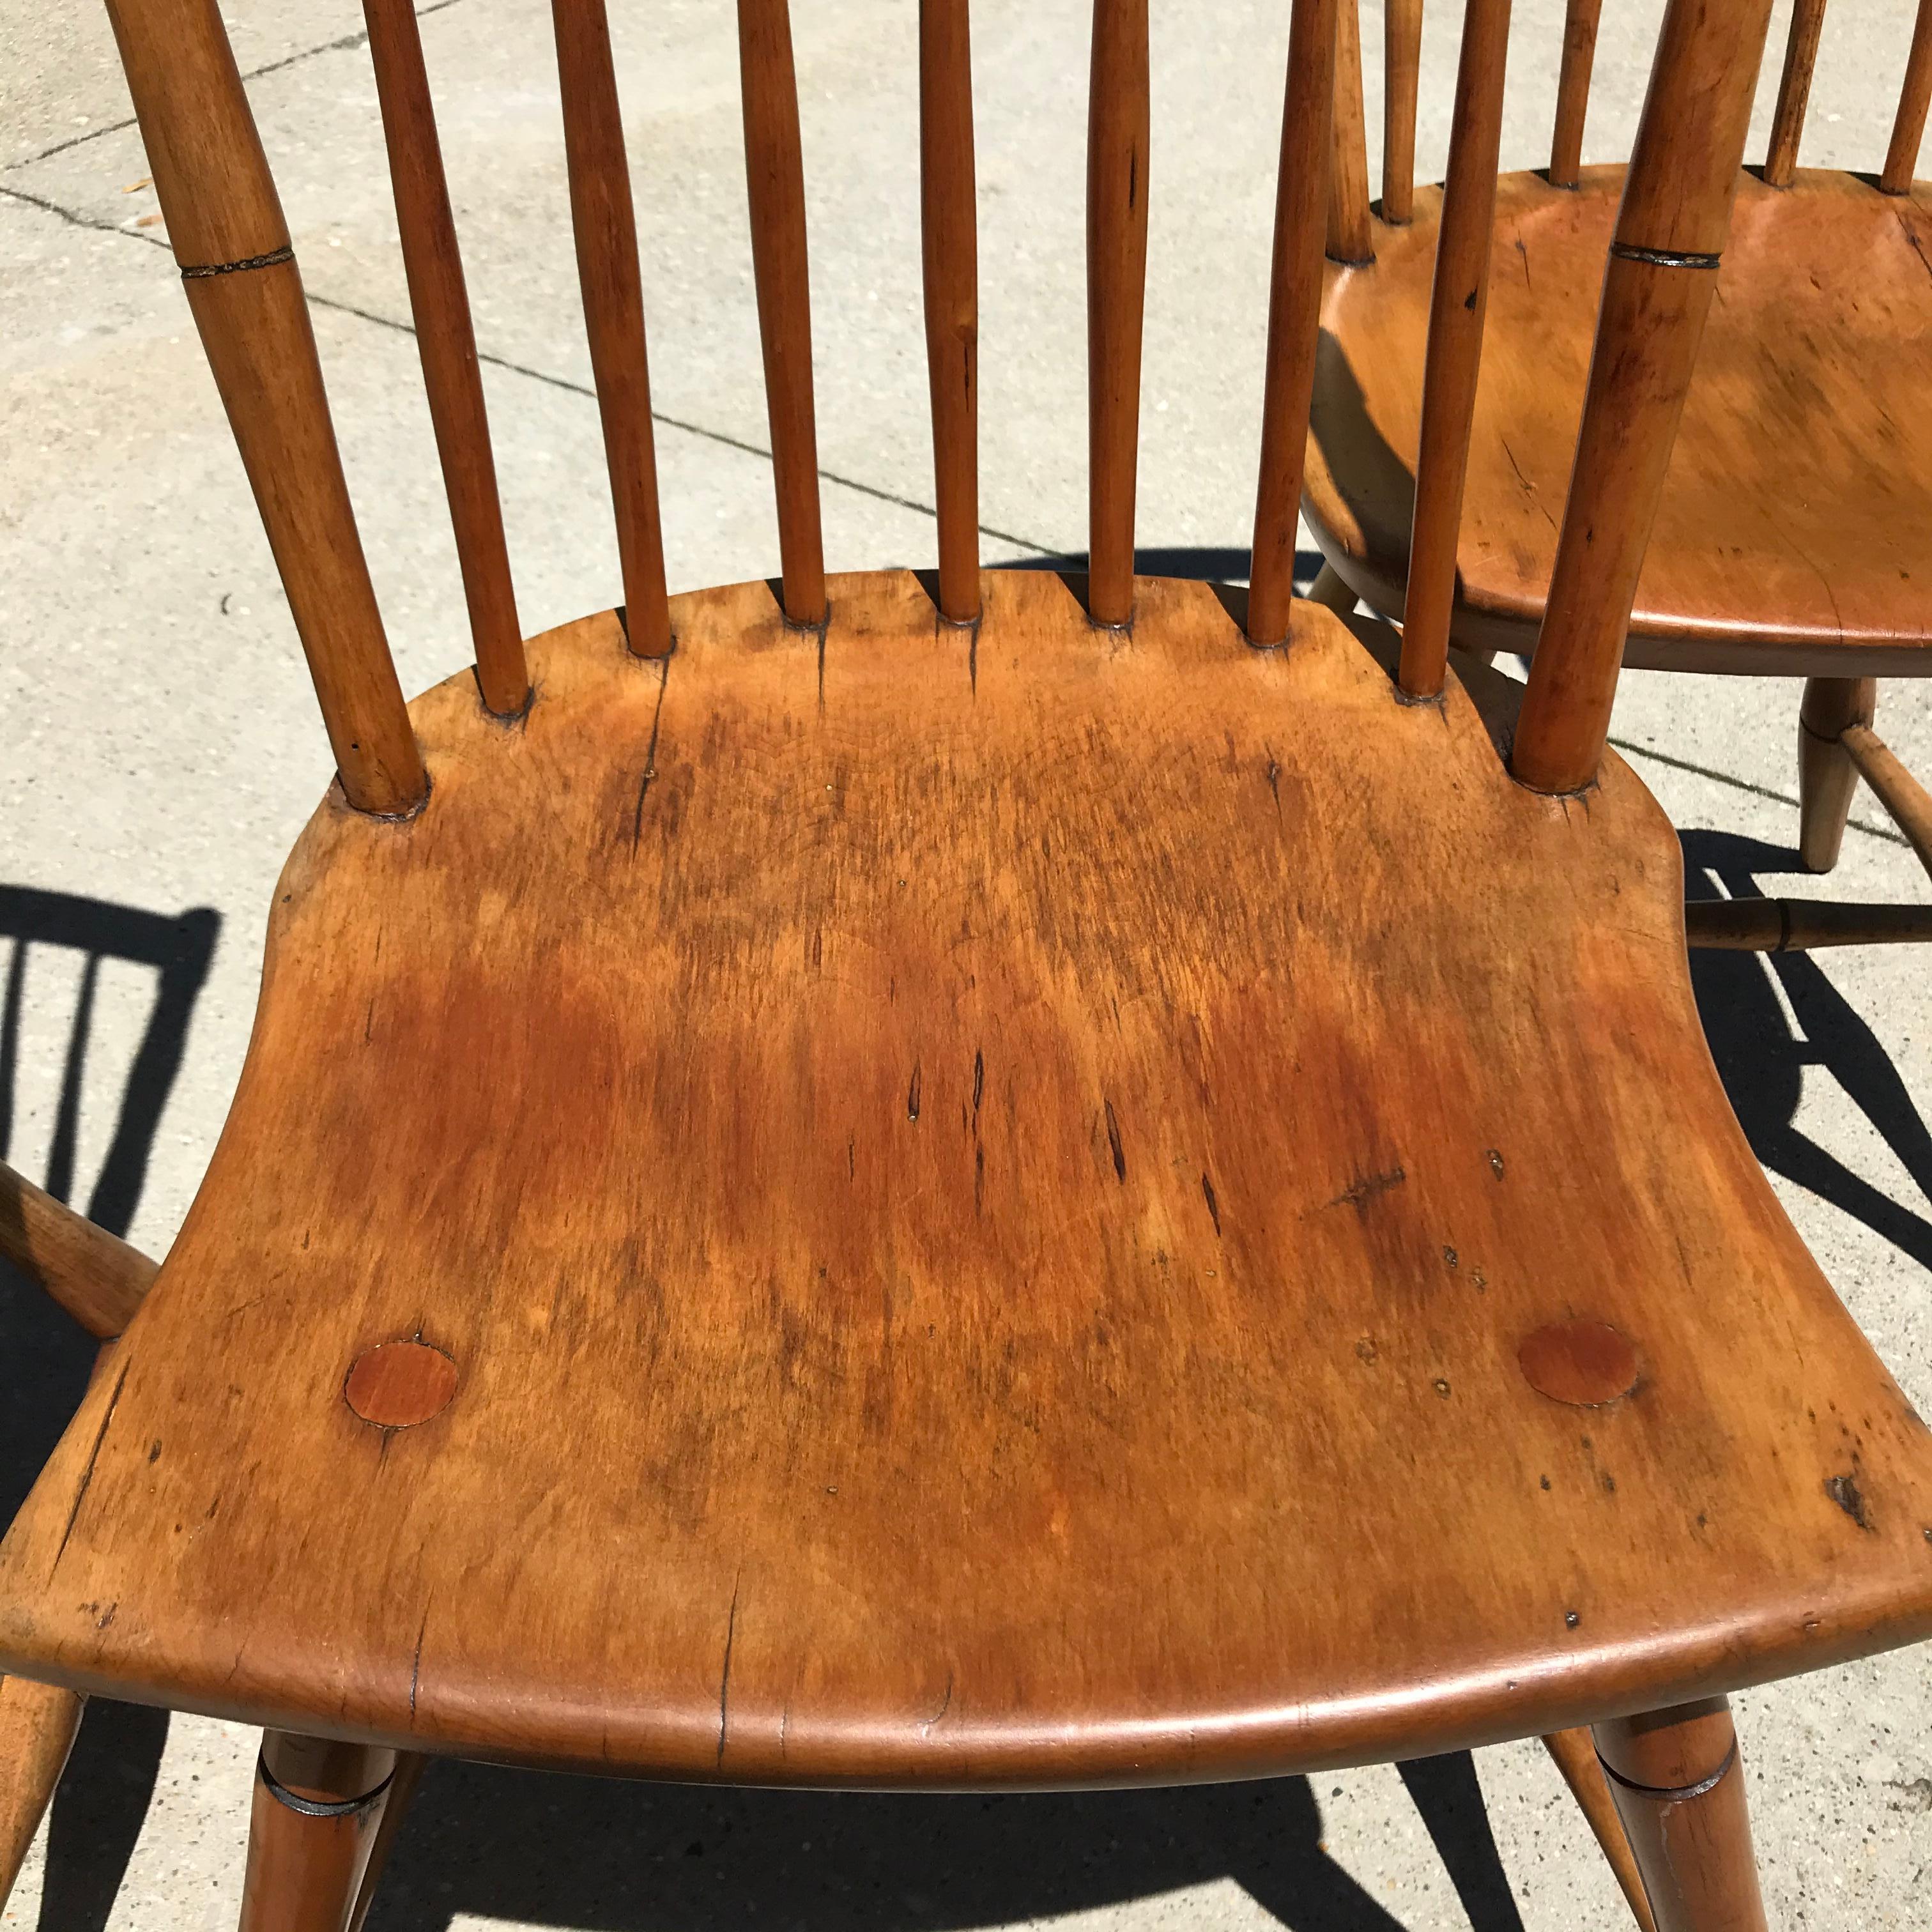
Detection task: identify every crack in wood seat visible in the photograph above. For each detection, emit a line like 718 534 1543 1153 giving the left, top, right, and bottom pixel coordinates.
1305 166 1932 675
6 568 1931 1786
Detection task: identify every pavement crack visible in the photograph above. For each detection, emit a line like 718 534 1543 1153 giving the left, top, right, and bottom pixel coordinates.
3 0 475 175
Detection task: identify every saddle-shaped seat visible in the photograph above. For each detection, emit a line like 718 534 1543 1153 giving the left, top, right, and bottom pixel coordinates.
6 571 1931 1786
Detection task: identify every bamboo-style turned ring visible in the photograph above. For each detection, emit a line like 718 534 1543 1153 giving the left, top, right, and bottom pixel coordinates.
257 1753 395 1817
180 247 295 279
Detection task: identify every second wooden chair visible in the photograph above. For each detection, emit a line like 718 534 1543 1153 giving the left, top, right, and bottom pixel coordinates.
1307 0 1932 949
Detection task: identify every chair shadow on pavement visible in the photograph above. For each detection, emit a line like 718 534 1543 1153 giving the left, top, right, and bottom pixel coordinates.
0 885 219 1932
1682 830 1932 1270
371 1752 1521 1932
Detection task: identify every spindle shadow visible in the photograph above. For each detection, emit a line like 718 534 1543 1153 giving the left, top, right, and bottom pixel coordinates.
0 884 218 1932
1680 831 1932 1271
369 1751 1527 1932
1304 329 1418 578
995 544 1324 590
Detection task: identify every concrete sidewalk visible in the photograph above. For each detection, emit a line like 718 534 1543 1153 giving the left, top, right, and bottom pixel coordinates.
3 0 1931 1926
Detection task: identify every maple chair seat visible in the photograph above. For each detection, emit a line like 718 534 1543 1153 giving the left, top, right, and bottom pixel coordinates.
6 568 1931 1789
1305 165 1932 674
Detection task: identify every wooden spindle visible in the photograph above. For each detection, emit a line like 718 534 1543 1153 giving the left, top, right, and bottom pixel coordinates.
1398 0 1512 698
920 0 980 625
1248 0 1340 646
1549 0 1603 187
1327 0 1374 261
102 0 425 816
1513 0 1778 795
1382 0 1424 223
1883 0 1932 192
739 0 827 628
1087 0 1151 629
553 0 673 658
1764 0 1827 188
365 0 528 706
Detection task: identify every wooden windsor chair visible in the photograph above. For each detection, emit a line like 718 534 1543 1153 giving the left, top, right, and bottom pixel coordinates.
4 1 1932 1928
1305 0 1932 951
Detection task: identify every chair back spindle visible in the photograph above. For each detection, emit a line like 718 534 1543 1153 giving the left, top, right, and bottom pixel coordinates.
102 0 427 816
364 0 529 709
1884 0 1932 192
1513 0 1779 792
1381 0 1425 224
1086 0 1151 627
102 0 1798 824
1764 0 1827 187
1549 0 1603 187
553 0 674 658
1327 0 1375 261
1247 0 1339 647
739 0 828 629
920 0 981 625
1399 0 1512 699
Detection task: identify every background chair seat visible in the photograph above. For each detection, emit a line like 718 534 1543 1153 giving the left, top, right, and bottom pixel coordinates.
1305 165 1932 673
5 569 1931 1790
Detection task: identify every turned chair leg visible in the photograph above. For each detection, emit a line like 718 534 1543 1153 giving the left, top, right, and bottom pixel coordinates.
1592 1697 1767 1932
348 1750 427 1932
239 1732 408 1932
1542 1728 1657 1931
1306 560 1358 614
1797 675 1876 873
0 1675 86 1901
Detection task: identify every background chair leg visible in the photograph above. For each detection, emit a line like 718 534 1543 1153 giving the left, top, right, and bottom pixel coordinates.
1306 560 1358 613
238 1732 401 1932
0 1676 85 1901
1541 1728 1657 1931
1798 675 1876 873
1592 1697 1767 1932
347 1751 427 1932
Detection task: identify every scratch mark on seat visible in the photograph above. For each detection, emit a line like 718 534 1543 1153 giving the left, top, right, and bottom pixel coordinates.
1202 1172 1222 1237
1104 1100 1126 1182
1326 1165 1406 1213
907 1061 923 1122
1501 438 1556 532
54 1358 130 1575
629 656 672 854
717 1577 741 1766
1899 213 1932 288
410 1606 429 1721
920 1670 954 1735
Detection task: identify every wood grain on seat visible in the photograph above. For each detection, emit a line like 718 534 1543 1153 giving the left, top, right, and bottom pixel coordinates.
1305 167 1932 674
5 569 1931 1787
